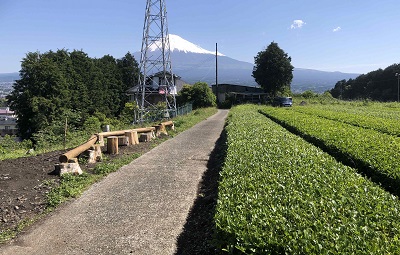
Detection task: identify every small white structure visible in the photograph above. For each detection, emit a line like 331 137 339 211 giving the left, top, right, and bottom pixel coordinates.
0 117 17 136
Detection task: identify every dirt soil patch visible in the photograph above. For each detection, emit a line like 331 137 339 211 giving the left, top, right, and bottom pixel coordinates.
0 141 154 239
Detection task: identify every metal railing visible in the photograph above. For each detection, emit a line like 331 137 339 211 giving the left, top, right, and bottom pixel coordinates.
134 103 193 123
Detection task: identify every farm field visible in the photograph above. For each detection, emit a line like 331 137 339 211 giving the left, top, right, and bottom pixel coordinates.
215 104 400 254
259 105 400 195
292 104 400 136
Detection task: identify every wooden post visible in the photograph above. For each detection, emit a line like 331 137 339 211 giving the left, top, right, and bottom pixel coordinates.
139 132 152 143
98 134 104 146
132 131 139 144
118 136 129 146
153 124 167 137
161 120 174 130
159 123 167 135
64 118 68 150
94 144 103 162
153 125 161 137
87 145 103 163
125 131 139 145
107 136 119 154
88 149 96 164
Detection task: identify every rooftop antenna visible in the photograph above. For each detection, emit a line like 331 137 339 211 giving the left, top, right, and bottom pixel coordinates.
135 0 177 122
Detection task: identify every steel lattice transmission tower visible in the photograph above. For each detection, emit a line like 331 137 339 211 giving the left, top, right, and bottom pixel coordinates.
136 0 177 122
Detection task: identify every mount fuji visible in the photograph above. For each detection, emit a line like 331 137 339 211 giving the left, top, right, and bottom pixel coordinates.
138 34 360 93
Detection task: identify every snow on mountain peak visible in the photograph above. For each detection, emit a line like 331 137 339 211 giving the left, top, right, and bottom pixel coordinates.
149 34 225 56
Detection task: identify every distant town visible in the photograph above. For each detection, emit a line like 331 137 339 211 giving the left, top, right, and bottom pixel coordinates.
0 82 13 98
0 72 18 98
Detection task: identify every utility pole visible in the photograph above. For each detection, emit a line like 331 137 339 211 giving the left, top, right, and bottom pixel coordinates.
215 43 219 104
396 73 399 102
136 0 177 122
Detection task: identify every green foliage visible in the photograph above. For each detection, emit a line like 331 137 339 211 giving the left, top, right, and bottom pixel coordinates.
0 135 33 159
177 82 216 109
292 92 338 105
0 135 28 150
176 84 193 105
47 173 101 207
172 107 217 131
83 116 102 134
301 90 318 98
252 42 294 96
119 102 139 124
215 104 400 254
293 104 400 136
6 50 140 139
0 98 7 107
93 153 141 176
330 63 400 101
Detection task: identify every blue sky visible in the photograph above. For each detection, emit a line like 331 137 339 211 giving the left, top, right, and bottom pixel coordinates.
1 0 399 74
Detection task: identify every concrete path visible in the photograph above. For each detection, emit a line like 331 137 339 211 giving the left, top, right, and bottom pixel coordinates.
1 110 228 255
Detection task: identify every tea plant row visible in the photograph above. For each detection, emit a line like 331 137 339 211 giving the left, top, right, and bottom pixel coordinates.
215 105 400 254
294 106 400 136
303 103 400 120
259 107 400 188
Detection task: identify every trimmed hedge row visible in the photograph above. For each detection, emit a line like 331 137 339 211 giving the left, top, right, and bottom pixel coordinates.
215 104 400 254
259 106 400 189
294 106 400 136
302 103 400 121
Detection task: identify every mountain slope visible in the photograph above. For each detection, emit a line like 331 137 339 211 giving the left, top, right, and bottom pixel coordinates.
0 73 19 82
149 34 224 56
135 34 359 92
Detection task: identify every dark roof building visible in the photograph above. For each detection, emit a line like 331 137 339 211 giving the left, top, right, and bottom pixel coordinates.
211 84 267 104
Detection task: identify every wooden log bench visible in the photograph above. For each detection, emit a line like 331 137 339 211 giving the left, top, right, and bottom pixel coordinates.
57 125 161 175
59 135 98 163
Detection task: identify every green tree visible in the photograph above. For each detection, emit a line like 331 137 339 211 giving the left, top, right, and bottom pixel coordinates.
329 64 400 101
7 49 140 140
7 51 69 139
117 52 140 91
176 84 193 105
177 82 216 109
252 42 294 96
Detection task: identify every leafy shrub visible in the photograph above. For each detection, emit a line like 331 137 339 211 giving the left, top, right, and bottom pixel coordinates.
177 82 216 109
83 116 102 133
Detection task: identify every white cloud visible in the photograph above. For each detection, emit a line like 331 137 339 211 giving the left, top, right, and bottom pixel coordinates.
291 20 306 29
333 27 342 32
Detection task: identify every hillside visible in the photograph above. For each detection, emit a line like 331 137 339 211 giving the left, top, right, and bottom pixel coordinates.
134 35 360 93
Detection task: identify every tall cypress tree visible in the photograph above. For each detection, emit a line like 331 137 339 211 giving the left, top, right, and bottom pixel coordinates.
252 42 294 96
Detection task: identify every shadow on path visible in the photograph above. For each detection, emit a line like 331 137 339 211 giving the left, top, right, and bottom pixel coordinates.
174 129 227 255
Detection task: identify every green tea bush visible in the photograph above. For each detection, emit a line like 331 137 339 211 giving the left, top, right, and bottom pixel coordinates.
260 106 400 188
215 105 400 254
294 105 400 136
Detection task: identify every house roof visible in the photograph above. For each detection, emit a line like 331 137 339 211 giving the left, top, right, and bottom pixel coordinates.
0 107 14 115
